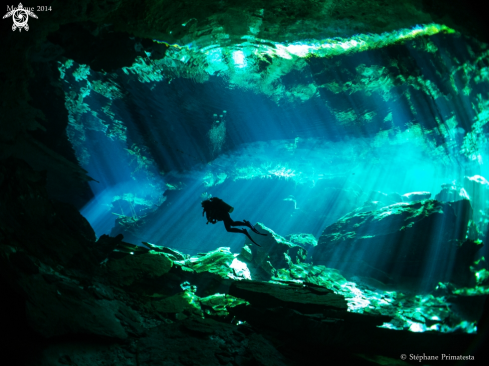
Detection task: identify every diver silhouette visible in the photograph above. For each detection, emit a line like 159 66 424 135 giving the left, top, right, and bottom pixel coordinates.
201 197 267 246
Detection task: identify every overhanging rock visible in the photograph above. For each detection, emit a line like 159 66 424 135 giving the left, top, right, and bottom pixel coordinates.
312 199 474 288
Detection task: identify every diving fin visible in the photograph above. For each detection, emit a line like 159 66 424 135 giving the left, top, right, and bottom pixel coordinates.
244 220 267 236
242 229 261 247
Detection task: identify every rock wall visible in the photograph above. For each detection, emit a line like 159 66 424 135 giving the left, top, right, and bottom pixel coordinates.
313 199 480 288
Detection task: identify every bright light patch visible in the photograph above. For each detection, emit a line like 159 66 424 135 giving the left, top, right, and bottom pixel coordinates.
230 258 251 280
154 23 454 61
206 48 223 64
409 322 425 332
284 44 310 57
232 50 246 68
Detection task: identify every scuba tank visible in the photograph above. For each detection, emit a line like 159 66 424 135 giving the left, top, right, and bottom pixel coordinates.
213 197 234 213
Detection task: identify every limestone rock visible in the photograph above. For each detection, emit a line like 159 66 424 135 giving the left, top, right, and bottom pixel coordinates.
463 175 489 234
106 251 173 286
366 191 403 205
174 247 251 285
401 191 431 202
246 333 289 366
35 340 138 366
313 199 474 287
229 280 347 313
20 274 129 339
135 318 276 366
184 247 236 276
238 223 307 280
285 233 318 251
464 175 489 197
354 201 393 214
142 242 187 261
435 184 470 202
147 291 203 317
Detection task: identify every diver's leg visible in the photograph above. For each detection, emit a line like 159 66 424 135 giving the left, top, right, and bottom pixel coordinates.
228 219 247 227
223 216 245 232
224 213 267 236
223 213 246 227
225 214 267 236
223 217 261 246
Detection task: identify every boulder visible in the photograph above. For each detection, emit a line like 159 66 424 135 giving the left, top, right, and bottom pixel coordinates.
312 199 474 288
184 248 239 276
435 184 470 202
238 223 306 280
229 280 347 313
177 247 251 281
464 175 489 200
146 291 203 317
136 318 282 366
285 233 318 251
401 191 431 202
142 242 187 261
463 175 489 234
106 250 173 286
19 273 133 339
33 340 138 366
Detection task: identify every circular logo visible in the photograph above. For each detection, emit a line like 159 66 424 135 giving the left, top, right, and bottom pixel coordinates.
400 354 407 360
12 8 29 29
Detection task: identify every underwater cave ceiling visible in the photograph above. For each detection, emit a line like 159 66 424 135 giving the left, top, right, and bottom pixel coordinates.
1 1 489 190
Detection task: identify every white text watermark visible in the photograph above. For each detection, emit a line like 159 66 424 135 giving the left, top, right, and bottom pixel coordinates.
400 353 475 362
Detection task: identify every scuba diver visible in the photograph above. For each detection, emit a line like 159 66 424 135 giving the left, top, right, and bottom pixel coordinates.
201 197 267 246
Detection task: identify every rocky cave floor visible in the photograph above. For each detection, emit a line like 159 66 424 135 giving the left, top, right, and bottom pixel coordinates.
1 157 488 366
